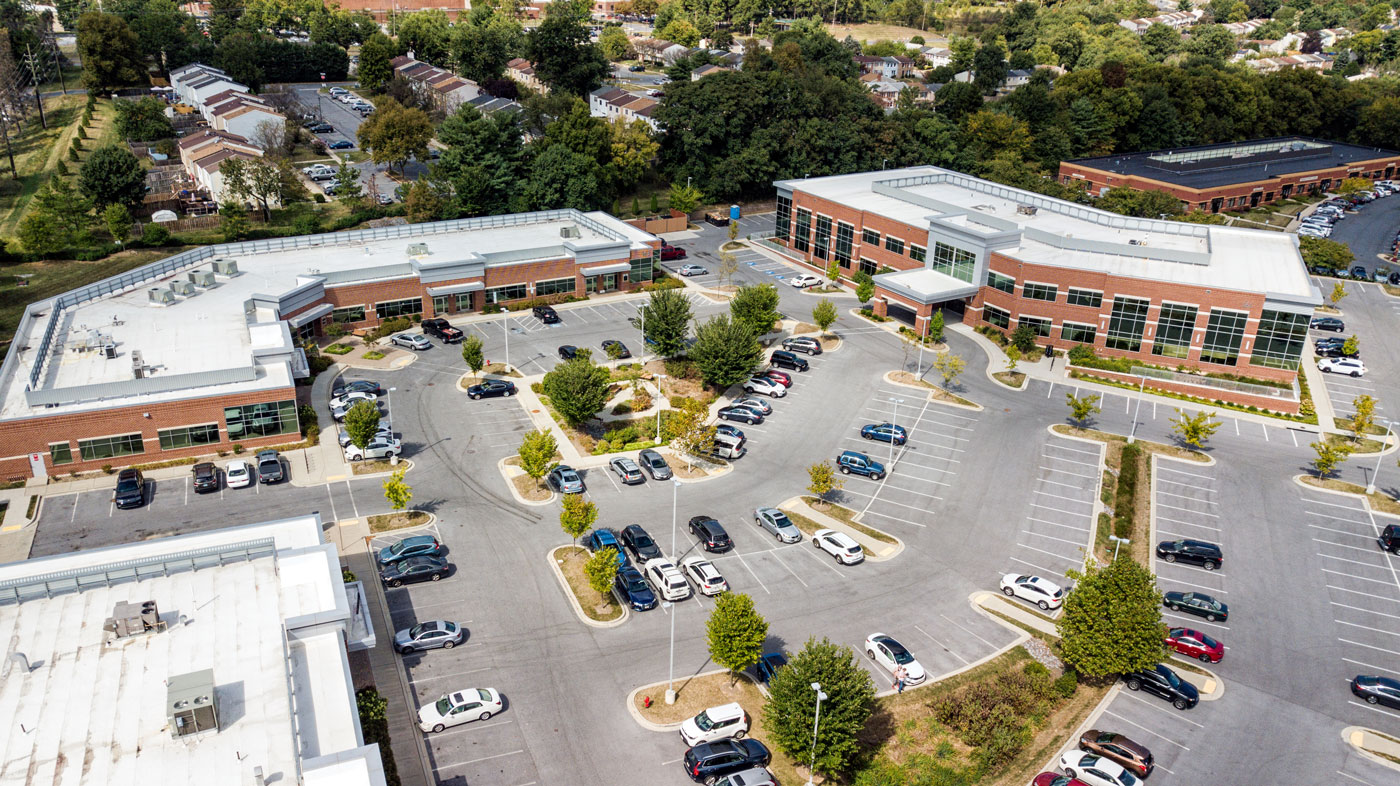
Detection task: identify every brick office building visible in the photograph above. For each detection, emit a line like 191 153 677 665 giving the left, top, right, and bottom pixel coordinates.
772 167 1321 409
1059 137 1400 213
0 210 659 481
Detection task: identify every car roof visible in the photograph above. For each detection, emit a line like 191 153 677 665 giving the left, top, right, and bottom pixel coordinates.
702 702 744 721
817 529 857 545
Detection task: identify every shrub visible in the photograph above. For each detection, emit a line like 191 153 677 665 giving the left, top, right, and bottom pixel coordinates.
324 343 354 355
313 193 326 203
142 224 171 246
232 444 245 454
1113 443 1141 538
593 439 611 453
1053 671 1078 699
1023 661 1051 679
1010 324 1038 354
611 402 632 415
603 425 639 445
1067 343 1097 365
297 404 319 437
102 464 114 474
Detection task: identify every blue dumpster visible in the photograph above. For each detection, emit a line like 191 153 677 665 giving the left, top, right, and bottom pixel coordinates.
730 204 741 221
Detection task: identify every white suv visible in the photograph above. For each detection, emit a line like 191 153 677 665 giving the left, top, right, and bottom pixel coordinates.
642 559 691 601
1318 357 1366 377
680 702 750 746
742 376 786 398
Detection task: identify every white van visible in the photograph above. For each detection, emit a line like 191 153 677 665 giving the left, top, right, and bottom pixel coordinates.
712 431 746 460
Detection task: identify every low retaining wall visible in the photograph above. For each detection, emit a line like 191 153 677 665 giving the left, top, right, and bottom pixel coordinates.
1070 365 1300 415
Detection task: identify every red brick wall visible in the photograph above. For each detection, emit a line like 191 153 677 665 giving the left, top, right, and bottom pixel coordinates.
786 193 925 274
0 387 300 481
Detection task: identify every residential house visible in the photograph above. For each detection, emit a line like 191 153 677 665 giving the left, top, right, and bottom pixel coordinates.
506 58 548 93
1245 53 1334 72
691 64 728 80
867 79 905 111
881 56 915 79
588 86 660 130
390 54 481 113
634 39 688 65
176 129 260 176
921 46 952 67
190 146 269 206
1118 10 1203 34
853 54 884 75
1222 19 1266 36
170 63 248 108
210 98 287 142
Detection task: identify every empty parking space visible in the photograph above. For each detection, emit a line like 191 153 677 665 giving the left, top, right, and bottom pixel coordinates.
1152 464 1232 634
1000 436 1099 600
1083 685 1217 779
466 399 538 450
854 608 1016 692
1319 371 1383 422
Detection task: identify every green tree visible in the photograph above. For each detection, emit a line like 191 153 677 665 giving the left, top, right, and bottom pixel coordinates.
632 287 692 357
1096 187 1185 219
1057 556 1164 679
103 203 133 244
1005 344 1022 373
526 2 610 95
76 11 146 91
1009 323 1038 354
607 118 658 194
825 259 840 283
763 637 876 777
812 299 837 334
383 466 413 510
855 280 874 303
433 104 527 216
932 352 966 388
404 178 447 222
691 314 762 389
78 146 146 209
542 352 611 426
451 12 524 84
584 546 620 594
333 163 363 203
1311 439 1352 478
219 201 251 242
1171 409 1222 449
517 429 558 484
1330 281 1348 306
1184 24 1237 62
707 592 769 682
729 284 781 338
598 25 633 60
927 311 944 343
358 32 395 92
1066 393 1102 426
396 9 451 64
1351 395 1376 442
20 177 94 254
667 182 702 214
461 334 485 381
807 460 842 502
220 156 284 222
1141 23 1181 61
523 144 605 210
659 18 700 47
114 96 175 142
716 249 739 288
344 399 383 450
669 398 717 467
358 99 434 175
559 492 597 543
1343 334 1360 356
1337 177 1371 194
1302 236 1355 274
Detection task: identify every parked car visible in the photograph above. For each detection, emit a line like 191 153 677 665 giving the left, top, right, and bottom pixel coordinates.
638 448 672 480
601 339 631 358
1351 265 1371 280
1315 342 1359 359
417 688 502 733
682 739 771 783
1122 663 1198 710
782 336 822 355
1057 751 1140 786
1165 627 1224 663
680 702 749 747
226 460 252 489
743 375 786 398
660 244 687 261
609 456 646 484
754 507 802 543
755 652 788 683
836 450 885 479
377 534 445 566
813 528 864 564
788 274 823 288
1162 590 1228 622
1156 539 1222 570
344 436 402 461
1379 524 1400 554
1032 775 1089 786
329 390 378 411
718 405 763 425
621 524 663 562
999 573 1065 611
689 516 733 552
339 425 399 450
558 345 580 360
310 122 333 133
332 379 382 398
628 64 645 71
257 450 284 484
761 369 792 387
716 424 745 440
533 304 561 324
328 139 353 149
1351 675 1400 709
1318 357 1367 376
114 468 146 509
865 633 926 684
1078 730 1153 778
394 620 466 654
191 462 220 493
421 317 463 343
860 423 907 445
1310 316 1345 332
584 529 629 567
380 555 450 587
391 333 432 351
732 396 772 416
642 558 691 601
677 264 708 276
681 555 728 595
614 564 657 610
467 379 517 400
769 350 810 372
547 465 585 494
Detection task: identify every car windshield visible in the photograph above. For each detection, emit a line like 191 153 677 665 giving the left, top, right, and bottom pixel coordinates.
624 574 647 591
634 533 654 548
1120 771 1139 786
387 541 408 556
772 513 791 528
228 466 246 476
410 623 427 637
647 456 665 467
434 697 453 715
694 710 715 731
1162 669 1181 688
117 477 140 492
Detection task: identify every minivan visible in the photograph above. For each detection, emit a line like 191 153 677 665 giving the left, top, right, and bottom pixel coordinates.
713 432 747 460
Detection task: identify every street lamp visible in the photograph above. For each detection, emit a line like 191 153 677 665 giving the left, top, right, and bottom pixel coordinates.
805 682 828 786
387 387 397 431
502 310 510 372
1367 418 1394 494
1128 372 1147 444
887 397 904 466
1108 534 1129 562
915 314 931 378
665 477 682 705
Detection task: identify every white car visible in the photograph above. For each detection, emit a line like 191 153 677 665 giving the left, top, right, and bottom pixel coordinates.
417 688 503 733
301 163 333 176
1058 750 1140 786
344 436 402 461
1318 357 1366 377
225 460 252 488
864 633 927 685
788 274 823 288
679 702 750 747
813 529 864 565
329 390 377 411
642 559 691 601
391 333 432 351
999 573 1065 611
754 507 802 543
742 376 786 398
681 555 728 596
677 264 708 277
338 424 393 448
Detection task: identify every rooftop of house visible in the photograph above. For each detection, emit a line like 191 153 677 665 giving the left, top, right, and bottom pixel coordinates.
1066 136 1390 190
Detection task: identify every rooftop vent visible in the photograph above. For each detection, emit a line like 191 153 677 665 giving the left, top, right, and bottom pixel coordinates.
171 280 195 296
188 270 216 288
1016 204 1038 216
560 225 581 239
132 350 145 379
103 599 162 641
167 669 219 738
211 258 239 276
148 287 175 306
406 242 430 256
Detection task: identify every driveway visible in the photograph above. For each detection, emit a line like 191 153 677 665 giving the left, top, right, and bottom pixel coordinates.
292 85 426 203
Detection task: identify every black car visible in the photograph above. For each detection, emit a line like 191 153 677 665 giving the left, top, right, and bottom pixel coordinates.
1351 265 1370 280
718 405 763 425
534 305 562 324
311 122 333 133
114 468 146 509
1156 539 1222 570
1123 663 1199 710
1351 675 1400 709
614 565 657 610
191 462 220 493
1310 316 1345 332
683 739 772 783
558 345 580 360
688 516 733 552
467 379 517 400
380 555 450 587
332 378 383 399
1316 343 1359 359
770 350 809 371
601 339 631 359
621 524 663 562
1379 523 1400 554
755 652 787 683
421 317 463 343
1163 590 1228 622
716 424 745 440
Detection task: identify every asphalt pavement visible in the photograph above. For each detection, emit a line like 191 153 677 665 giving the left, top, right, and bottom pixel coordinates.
292 85 426 202
1328 194 1400 274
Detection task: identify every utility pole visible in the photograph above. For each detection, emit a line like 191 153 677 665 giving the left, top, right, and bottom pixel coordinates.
0 119 17 179
47 37 65 95
23 45 46 129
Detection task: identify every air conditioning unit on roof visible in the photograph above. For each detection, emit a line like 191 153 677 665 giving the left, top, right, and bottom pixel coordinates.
211 258 239 276
407 242 430 256
189 269 216 287
148 287 175 305
171 280 195 296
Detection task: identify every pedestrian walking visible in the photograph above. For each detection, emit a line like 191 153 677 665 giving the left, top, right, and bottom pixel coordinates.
894 665 906 694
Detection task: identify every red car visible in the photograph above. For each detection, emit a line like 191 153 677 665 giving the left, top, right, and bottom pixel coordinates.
1165 627 1224 663
1032 774 1088 786
761 369 793 387
660 244 687 261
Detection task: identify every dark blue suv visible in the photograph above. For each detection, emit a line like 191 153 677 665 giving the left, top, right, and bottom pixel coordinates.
836 450 886 480
614 565 657 610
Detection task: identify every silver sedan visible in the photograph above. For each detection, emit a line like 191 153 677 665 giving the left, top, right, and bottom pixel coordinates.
754 507 802 543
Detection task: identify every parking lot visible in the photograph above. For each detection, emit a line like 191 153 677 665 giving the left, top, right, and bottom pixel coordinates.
1152 461 1229 627
999 435 1101 605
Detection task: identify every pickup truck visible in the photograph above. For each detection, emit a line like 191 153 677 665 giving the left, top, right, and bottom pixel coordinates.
421 317 463 344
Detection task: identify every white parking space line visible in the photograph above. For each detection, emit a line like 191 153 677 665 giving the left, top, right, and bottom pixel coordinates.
1101 709 1191 750
1155 490 1217 504
1318 552 1395 571
1117 691 1206 727
914 624 970 665
1157 577 1228 594
1038 478 1087 490
1017 542 1081 563
1306 509 1371 524
1029 501 1092 517
438 749 527 769
1315 538 1391 555
1329 584 1400 603
1302 496 1370 512
939 613 997 648
1009 555 1068 577
1162 611 1228 630
1156 503 1219 517
423 718 516 739
1324 569 1400 587
1332 601 1400 622
1342 656 1400 677
1347 700 1400 720
1337 619 1400 638
1027 516 1090 533
862 509 927 527
1155 515 1220 532
767 549 810 587
1337 769 1383 786
795 543 847 576
731 552 770 594
841 491 937 513
1023 530 1088 548
1034 491 1094 506
1044 443 1099 456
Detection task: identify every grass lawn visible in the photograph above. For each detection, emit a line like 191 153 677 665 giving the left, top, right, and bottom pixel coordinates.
994 370 1027 388
557 545 623 622
511 473 552 501
0 93 88 239
367 509 431 531
826 22 936 41
353 459 407 477
1323 431 1386 455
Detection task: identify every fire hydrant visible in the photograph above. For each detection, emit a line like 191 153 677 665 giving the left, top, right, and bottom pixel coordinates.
643 695 653 709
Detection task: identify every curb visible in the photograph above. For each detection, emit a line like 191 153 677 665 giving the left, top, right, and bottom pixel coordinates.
1291 473 1400 520
992 370 1030 391
779 495 903 562
1342 726 1400 774
365 511 439 541
1048 424 1218 467
624 668 763 733
1166 656 1224 700
1032 684 1124 774
546 545 629 629
335 458 415 482
499 458 557 507
456 371 524 392
881 371 984 411
972 590 1060 637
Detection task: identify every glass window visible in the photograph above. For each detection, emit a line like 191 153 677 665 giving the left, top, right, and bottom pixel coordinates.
158 423 221 451
909 244 926 263
432 294 450 313
536 277 577 296
78 433 145 462
375 297 422 319
295 321 316 341
485 283 528 304
813 215 831 261
834 222 854 268
1200 308 1248 366
984 304 1010 329
793 209 811 253
332 305 365 323
456 292 474 311
630 254 654 284
859 257 877 276
1062 322 1096 343
988 271 1015 294
1152 303 1198 359
885 236 904 255
49 442 72 465
862 228 880 246
1251 309 1309 370
1022 282 1057 302
775 195 791 242
1068 288 1102 308
1020 315 1052 337
224 400 298 440
931 241 975 283
1105 296 1150 352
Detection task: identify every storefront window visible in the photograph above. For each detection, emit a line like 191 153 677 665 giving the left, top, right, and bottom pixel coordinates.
1152 303 1198 359
1251 309 1308 370
536 277 577 296
225 400 298 439
332 305 365 323
1200 308 1248 366
1105 296 1150 352
78 433 145 462
49 442 73 465
485 284 528 304
375 298 422 320
158 423 221 451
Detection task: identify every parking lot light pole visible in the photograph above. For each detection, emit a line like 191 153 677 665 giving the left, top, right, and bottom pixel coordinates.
387 387 396 432
888 397 903 466
1128 373 1147 444
805 683 827 786
1108 534 1129 562
502 312 510 372
664 599 676 704
916 315 930 378
1367 418 1394 494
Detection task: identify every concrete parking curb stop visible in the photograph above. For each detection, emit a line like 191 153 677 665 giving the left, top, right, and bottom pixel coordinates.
497 457 557 507
881 371 984 412
780 495 903 562
1167 656 1224 700
1290 473 1400 519
1343 726 1400 773
546 545 629 629
624 668 761 733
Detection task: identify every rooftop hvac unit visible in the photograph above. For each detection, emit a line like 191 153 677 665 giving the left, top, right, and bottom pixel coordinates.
103 599 162 640
406 242 430 256
211 258 239 276
171 280 196 296
148 287 175 305
1016 204 1038 216
167 669 219 738
132 350 145 379
188 269 216 288
560 226 580 239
